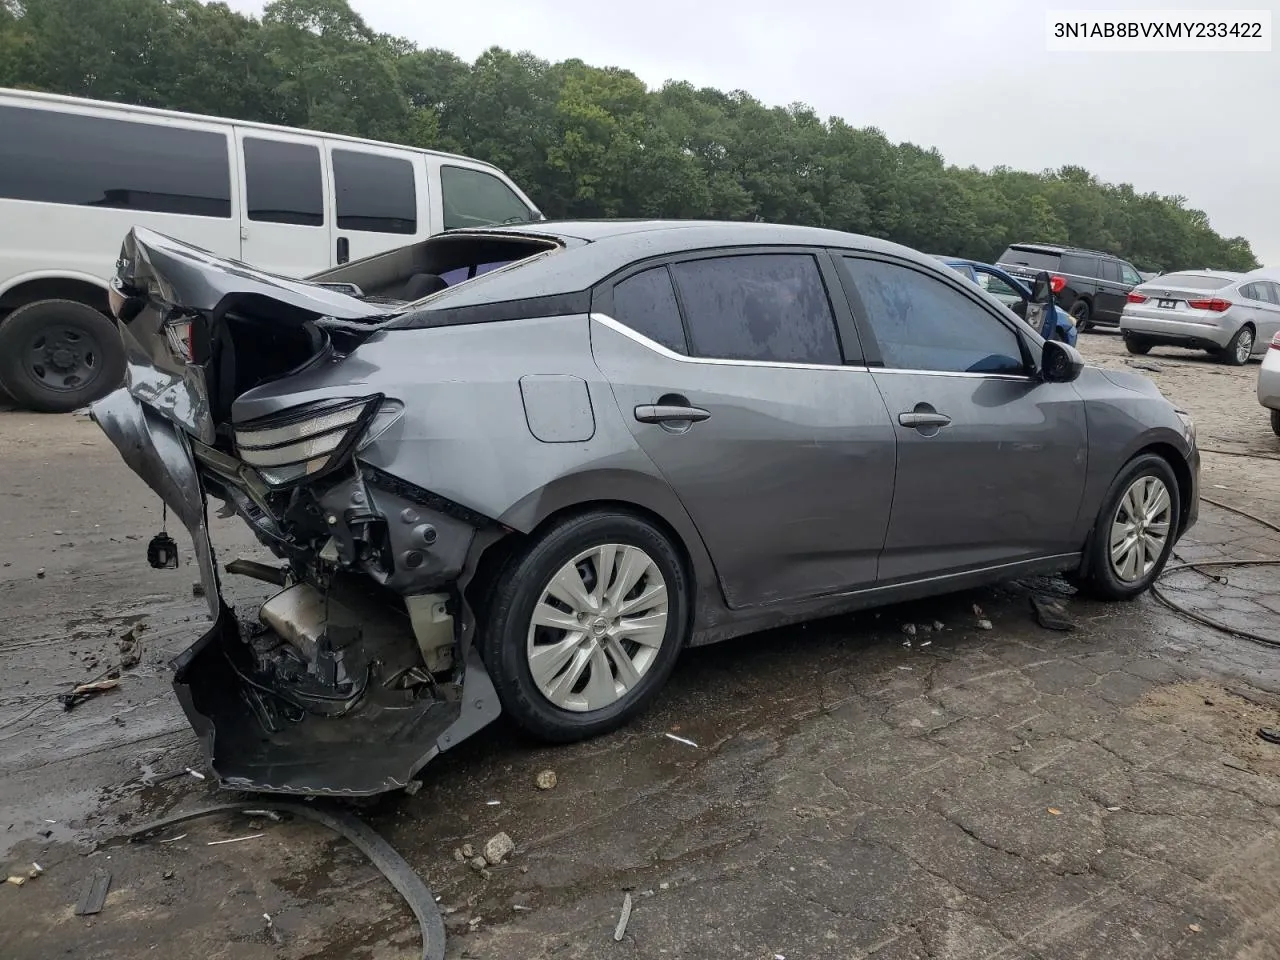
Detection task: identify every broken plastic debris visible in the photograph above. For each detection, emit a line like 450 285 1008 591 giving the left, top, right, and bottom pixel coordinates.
920 641 932 648
5 876 26 887
186 768 206 780
614 892 633 942
486 800 501 806
1189 923 1202 933
30 863 43 877
1106 806 1121 812
206 833 263 846
513 903 532 912
1047 807 1063 816
664 733 698 747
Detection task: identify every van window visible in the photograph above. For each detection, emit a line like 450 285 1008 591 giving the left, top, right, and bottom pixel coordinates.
0 104 231 218
331 149 416 234
243 137 324 227
441 165 532 230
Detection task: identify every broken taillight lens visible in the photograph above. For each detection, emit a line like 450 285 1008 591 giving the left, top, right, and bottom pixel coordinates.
234 396 382 488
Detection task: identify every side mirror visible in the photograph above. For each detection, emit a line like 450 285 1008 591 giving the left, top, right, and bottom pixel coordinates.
1030 271 1054 304
1041 339 1083 383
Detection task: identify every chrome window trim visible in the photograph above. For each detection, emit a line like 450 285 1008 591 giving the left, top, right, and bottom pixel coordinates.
590 312 867 373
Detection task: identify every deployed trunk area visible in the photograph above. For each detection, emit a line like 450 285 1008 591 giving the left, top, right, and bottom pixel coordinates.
94 226 551 795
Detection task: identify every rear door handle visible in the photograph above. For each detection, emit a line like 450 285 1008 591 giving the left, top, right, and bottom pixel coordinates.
898 411 952 428
635 404 711 424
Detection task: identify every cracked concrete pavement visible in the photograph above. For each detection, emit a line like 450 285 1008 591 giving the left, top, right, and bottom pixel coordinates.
1 331 1278 960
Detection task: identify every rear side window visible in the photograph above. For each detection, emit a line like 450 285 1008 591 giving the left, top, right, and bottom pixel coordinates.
243 137 323 226
1099 259 1122 283
332 149 416 234
842 257 1024 375
612 267 688 354
999 247 1060 271
0 104 231 217
441 165 532 230
1059 254 1099 278
669 254 842 365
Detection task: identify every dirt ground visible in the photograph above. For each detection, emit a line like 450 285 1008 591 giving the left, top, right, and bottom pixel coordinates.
2 330 1279 960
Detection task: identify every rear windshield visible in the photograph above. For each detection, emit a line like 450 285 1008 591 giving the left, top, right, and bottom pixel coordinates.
1146 273 1234 290
998 247 1060 270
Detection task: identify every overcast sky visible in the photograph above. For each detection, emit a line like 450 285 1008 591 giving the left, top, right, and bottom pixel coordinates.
228 0 1279 264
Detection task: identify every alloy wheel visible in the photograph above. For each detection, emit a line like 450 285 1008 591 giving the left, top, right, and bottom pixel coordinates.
1108 475 1172 582
1235 328 1253 364
525 543 669 712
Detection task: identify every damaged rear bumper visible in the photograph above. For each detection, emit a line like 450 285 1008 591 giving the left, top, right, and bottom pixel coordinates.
91 387 502 796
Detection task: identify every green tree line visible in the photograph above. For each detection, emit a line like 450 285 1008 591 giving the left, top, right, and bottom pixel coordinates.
0 0 1259 271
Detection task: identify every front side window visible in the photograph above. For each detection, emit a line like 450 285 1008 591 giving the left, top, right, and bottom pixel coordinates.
243 137 323 226
669 254 842 365
441 165 532 230
842 258 1025 375
0 104 231 218
331 149 416 234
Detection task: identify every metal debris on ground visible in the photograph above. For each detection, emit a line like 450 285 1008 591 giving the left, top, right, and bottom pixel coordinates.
664 733 698 747
58 676 120 711
1031 595 1075 632
614 892 633 942
74 868 112 916
483 832 515 865
535 769 557 790
206 833 264 846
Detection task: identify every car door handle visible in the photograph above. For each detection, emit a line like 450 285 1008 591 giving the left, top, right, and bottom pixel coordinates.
635 404 711 424
898 411 952 428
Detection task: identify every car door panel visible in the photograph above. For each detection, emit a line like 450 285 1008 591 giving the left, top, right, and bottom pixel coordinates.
838 254 1089 583
591 318 898 608
869 371 1088 582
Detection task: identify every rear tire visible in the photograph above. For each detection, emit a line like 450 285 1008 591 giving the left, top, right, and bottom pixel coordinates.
1078 454 1180 601
1070 299 1092 333
0 300 125 413
479 510 690 742
1124 337 1152 355
1220 325 1254 366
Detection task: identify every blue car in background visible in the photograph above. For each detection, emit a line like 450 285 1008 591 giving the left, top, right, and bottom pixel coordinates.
935 256 1078 346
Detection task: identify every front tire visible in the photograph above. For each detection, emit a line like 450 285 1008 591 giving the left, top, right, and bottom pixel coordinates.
1079 454 1180 601
0 300 125 413
1220 325 1254 366
480 511 690 742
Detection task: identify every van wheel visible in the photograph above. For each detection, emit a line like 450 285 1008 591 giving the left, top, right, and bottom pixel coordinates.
0 300 126 413
480 510 690 742
1070 299 1092 332
1271 409 1280 437
1078 454 1180 601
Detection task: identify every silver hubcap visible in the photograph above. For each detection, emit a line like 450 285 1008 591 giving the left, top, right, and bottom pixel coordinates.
1109 475 1172 582
526 544 669 712
1237 330 1253 363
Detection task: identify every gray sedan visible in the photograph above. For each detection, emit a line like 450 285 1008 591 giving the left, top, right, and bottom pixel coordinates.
93 221 1200 796
1121 269 1280 365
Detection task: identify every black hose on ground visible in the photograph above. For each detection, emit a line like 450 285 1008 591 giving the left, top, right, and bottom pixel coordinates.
1153 558 1280 650
119 802 446 960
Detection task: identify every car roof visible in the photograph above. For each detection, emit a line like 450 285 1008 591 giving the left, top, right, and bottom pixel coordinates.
390 220 954 327
1003 243 1116 259
1145 269 1243 282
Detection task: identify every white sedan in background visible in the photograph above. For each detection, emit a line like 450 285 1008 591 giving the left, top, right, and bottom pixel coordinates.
1260 330 1280 437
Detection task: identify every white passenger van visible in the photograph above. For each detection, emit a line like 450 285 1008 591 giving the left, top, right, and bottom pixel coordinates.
0 88 542 412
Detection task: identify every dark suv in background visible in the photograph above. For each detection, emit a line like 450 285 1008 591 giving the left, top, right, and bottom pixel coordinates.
997 243 1144 332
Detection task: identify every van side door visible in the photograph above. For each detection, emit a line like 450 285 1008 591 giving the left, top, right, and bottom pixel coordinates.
234 128 332 278
325 142 428 265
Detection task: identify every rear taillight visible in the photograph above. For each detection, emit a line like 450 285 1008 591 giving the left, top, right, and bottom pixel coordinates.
1050 275 1066 294
1126 292 1147 304
1186 298 1232 312
1270 333 1280 350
